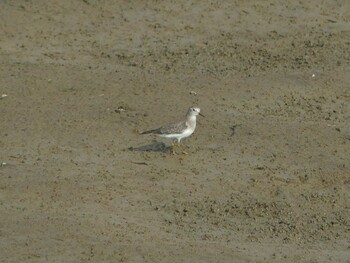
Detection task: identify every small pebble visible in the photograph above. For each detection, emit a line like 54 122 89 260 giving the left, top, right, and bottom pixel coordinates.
115 106 125 113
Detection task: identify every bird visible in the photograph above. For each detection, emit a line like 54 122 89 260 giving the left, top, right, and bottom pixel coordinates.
141 106 204 153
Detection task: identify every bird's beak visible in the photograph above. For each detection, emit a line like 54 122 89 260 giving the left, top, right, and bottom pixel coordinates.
199 112 205 117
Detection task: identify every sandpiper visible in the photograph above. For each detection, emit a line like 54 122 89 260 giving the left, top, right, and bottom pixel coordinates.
141 107 204 153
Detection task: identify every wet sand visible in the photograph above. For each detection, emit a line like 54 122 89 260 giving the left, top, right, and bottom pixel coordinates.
1 1 349 262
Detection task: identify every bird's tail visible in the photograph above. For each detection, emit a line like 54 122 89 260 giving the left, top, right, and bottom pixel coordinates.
140 129 159 135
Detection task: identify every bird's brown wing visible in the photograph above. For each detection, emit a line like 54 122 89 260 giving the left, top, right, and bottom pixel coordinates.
141 120 188 135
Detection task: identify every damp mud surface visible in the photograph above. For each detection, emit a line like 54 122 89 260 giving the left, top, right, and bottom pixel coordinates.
1 1 349 262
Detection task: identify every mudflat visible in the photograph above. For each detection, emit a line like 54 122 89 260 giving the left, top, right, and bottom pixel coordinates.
1 1 349 262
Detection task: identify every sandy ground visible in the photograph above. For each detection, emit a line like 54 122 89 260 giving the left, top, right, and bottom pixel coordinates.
1 1 350 262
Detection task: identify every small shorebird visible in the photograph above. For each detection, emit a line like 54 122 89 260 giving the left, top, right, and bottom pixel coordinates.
141 106 204 153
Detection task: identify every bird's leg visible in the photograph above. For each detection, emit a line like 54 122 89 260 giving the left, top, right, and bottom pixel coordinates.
171 141 177 155
178 141 188 155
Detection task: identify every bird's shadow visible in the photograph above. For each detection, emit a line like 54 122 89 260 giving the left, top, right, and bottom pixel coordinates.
128 141 172 153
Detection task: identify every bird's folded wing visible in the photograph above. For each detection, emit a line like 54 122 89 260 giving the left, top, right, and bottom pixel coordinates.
142 121 187 135
158 121 187 134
